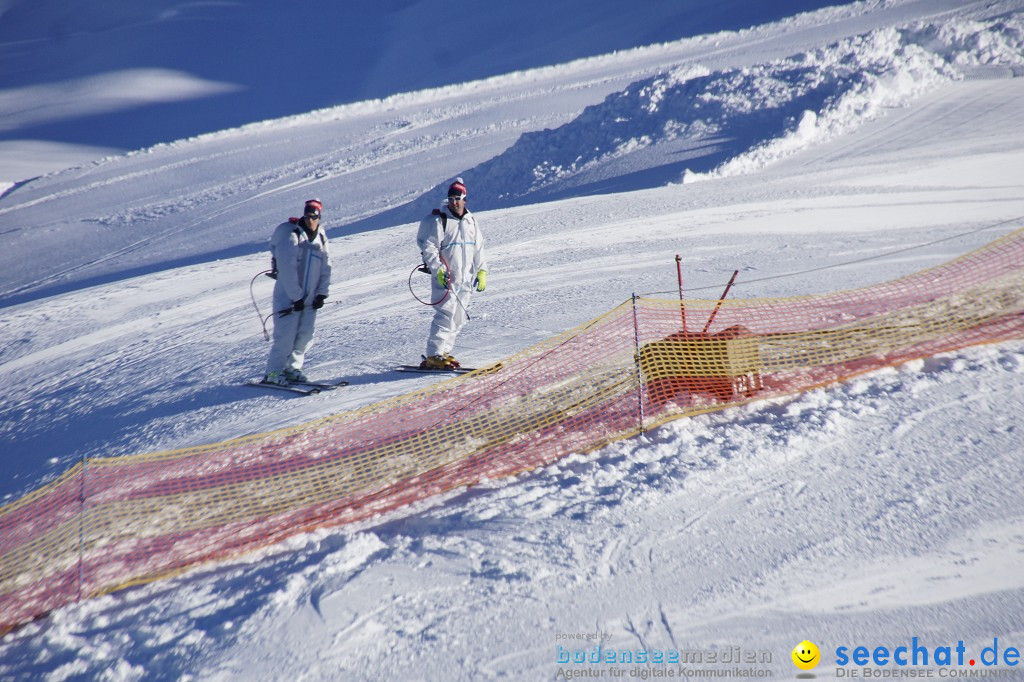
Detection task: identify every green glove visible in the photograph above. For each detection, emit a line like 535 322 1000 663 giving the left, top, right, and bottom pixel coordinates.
436 267 449 288
474 270 487 292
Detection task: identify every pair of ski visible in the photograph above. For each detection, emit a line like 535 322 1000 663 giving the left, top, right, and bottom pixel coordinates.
246 362 501 396
395 362 502 375
395 364 474 375
244 377 349 396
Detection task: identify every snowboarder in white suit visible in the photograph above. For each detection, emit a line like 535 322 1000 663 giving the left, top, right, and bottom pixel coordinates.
264 198 332 384
416 178 488 369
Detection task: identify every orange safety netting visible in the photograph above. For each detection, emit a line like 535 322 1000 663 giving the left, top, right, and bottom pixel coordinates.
2 228 1023 634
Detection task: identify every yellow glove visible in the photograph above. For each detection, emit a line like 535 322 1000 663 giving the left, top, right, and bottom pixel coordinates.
436 268 449 288
474 270 487 292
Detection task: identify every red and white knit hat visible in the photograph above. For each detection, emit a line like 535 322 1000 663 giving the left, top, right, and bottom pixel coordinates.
447 178 467 199
304 198 323 215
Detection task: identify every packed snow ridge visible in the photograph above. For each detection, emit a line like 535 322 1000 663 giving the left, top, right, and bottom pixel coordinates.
460 14 1024 205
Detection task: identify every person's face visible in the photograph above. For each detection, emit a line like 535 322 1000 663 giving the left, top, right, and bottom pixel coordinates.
305 212 320 228
447 195 465 213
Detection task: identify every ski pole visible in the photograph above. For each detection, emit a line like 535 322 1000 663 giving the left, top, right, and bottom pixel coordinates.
702 269 739 334
250 270 274 341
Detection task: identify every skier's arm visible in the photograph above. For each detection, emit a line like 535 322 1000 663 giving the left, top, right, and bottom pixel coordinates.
317 238 332 298
416 215 444 274
273 229 306 302
472 222 488 275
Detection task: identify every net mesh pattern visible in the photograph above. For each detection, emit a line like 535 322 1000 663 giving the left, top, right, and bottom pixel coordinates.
3 228 1023 633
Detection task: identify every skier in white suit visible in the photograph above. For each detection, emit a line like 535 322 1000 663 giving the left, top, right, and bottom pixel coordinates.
416 178 488 369
264 198 332 385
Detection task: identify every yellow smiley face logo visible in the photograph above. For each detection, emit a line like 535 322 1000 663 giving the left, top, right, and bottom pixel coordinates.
792 640 820 670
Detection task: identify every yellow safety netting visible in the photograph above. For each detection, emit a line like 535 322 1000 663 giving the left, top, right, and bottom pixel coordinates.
2 227 1023 634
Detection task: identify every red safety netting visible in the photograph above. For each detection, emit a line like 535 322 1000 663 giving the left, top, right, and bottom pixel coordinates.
2 227 1023 635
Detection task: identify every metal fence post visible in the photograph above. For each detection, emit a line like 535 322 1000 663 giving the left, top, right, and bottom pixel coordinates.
77 455 86 602
631 294 645 434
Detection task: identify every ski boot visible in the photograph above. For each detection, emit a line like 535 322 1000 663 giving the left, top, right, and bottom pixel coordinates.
263 371 289 386
283 368 308 383
420 355 458 370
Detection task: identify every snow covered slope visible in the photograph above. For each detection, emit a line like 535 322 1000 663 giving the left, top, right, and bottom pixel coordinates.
1 1 1023 679
0 0 861 183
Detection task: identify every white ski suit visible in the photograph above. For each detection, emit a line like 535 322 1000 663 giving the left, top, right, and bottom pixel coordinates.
416 205 488 358
265 218 332 375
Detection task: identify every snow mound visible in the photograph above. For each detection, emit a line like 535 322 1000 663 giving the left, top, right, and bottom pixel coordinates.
454 14 1024 202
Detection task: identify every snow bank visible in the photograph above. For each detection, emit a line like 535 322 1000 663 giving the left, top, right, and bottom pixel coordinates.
458 14 1024 201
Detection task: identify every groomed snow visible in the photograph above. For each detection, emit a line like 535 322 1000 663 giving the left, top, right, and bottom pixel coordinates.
1 1 1023 680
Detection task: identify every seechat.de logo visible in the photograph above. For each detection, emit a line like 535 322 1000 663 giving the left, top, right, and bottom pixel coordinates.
835 637 1021 668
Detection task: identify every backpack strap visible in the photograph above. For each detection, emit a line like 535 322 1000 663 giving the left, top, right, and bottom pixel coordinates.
432 208 447 230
